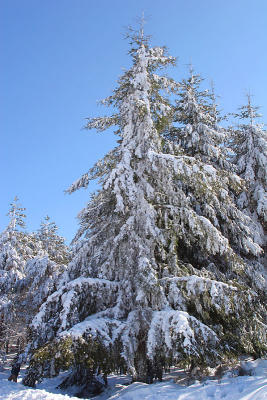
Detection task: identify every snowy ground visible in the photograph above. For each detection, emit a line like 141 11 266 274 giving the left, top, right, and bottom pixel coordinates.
0 359 266 400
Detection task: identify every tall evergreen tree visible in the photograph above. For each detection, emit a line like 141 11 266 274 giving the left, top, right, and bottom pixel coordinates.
24 30 266 391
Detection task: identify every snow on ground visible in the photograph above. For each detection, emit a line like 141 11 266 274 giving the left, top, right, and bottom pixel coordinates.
0 369 75 400
0 359 266 400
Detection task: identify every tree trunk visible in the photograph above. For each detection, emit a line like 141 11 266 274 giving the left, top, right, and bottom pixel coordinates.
133 351 154 383
23 365 41 387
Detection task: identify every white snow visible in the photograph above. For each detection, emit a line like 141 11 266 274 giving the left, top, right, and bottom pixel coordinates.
146 310 218 359
1 359 266 400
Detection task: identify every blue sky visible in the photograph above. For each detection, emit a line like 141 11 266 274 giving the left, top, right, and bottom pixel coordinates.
1 0 267 243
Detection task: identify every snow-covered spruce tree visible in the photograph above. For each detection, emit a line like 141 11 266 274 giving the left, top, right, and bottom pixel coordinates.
0 197 39 296
0 202 68 357
164 69 266 345
24 31 266 390
230 95 267 243
18 216 69 322
17 218 69 345
171 74 266 302
0 197 38 355
170 74 266 282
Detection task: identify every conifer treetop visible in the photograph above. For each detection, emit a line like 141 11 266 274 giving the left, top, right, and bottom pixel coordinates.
67 29 177 196
6 196 26 232
233 93 262 127
171 68 229 169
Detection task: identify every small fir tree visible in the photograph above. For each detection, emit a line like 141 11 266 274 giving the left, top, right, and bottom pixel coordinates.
35 216 69 264
0 198 35 357
0 201 69 360
230 95 267 229
229 94 267 284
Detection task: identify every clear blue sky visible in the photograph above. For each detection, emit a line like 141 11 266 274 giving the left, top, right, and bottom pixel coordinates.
1 0 267 243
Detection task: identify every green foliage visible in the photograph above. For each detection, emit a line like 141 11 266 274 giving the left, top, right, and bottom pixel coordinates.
29 335 125 380
33 337 74 372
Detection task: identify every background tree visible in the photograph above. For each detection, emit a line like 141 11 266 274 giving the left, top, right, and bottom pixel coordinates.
0 197 36 279
35 215 69 264
0 201 69 362
230 95 267 231
229 94 267 288
0 197 35 357
20 256 67 326
169 68 229 169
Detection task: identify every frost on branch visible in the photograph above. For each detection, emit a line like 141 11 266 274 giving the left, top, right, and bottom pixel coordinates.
147 311 219 361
